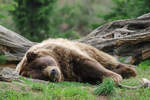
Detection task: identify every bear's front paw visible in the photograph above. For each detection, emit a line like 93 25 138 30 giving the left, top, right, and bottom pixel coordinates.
116 64 137 78
108 72 123 83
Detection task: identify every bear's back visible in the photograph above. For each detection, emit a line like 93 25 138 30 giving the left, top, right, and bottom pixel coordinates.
29 38 91 59
28 38 117 67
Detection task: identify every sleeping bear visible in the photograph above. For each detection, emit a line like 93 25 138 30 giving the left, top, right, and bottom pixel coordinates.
16 38 136 84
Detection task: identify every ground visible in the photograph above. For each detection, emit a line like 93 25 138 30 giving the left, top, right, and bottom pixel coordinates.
0 61 150 100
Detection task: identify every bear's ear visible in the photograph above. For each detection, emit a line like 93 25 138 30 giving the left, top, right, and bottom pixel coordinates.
26 52 38 63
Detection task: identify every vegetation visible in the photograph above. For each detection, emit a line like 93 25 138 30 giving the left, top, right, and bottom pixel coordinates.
12 0 57 42
0 1 14 21
89 0 150 30
0 0 15 31
11 0 98 41
138 59 150 70
111 62 150 100
1 0 150 99
94 78 116 96
0 79 96 100
101 0 150 22
0 0 112 42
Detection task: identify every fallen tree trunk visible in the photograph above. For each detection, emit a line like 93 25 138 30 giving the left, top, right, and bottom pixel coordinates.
1 13 150 64
0 26 35 62
80 13 150 64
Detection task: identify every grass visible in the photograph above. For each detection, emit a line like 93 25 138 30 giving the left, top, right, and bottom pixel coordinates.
1 60 150 100
111 67 150 100
0 79 96 100
94 78 115 96
138 59 150 70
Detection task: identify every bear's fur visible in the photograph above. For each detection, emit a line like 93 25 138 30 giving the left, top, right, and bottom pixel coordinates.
16 38 136 84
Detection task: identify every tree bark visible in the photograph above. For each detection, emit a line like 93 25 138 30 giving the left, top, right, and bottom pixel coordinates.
1 13 150 64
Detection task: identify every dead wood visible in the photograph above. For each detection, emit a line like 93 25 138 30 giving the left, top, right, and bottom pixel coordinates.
0 67 48 84
0 25 35 62
80 13 150 64
0 75 12 82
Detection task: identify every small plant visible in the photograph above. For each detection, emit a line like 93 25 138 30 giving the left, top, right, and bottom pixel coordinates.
94 78 116 96
138 59 150 70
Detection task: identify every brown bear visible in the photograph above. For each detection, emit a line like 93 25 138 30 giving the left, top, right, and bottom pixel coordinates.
16 38 136 84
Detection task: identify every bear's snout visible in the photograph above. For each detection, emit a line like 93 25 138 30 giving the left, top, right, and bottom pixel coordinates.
49 68 59 82
50 69 58 75
43 66 61 82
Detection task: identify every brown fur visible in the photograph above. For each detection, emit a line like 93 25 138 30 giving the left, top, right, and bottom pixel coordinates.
16 38 136 84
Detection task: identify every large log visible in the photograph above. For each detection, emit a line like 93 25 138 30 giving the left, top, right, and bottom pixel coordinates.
1 13 150 64
80 13 150 64
0 25 35 62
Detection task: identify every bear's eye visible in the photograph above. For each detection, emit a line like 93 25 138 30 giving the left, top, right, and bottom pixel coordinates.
116 65 121 69
30 65 44 70
38 65 46 70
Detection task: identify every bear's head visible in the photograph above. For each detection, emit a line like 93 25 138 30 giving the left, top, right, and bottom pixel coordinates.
20 51 62 82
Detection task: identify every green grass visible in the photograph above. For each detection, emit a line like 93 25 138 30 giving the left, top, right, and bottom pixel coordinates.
138 59 150 70
1 60 150 100
94 78 116 96
111 59 150 100
0 79 96 100
110 68 150 100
